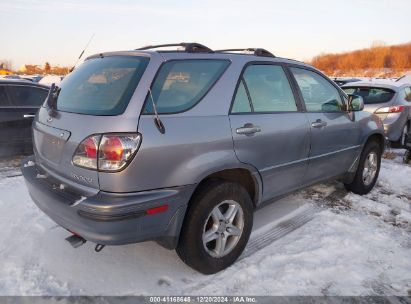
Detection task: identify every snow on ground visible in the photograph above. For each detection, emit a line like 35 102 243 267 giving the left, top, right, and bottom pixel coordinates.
0 151 410 296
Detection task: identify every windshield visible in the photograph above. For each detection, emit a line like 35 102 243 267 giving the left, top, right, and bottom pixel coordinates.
55 56 149 115
342 87 395 104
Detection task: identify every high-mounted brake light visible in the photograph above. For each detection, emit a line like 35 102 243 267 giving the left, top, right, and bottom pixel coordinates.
375 105 405 114
73 133 141 171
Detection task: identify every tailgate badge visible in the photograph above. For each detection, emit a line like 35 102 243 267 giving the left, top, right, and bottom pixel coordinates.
71 173 93 184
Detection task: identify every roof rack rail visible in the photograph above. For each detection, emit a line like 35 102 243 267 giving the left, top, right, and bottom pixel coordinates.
215 48 275 58
136 43 213 53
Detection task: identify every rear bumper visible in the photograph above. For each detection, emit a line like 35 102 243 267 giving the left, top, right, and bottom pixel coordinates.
21 156 195 248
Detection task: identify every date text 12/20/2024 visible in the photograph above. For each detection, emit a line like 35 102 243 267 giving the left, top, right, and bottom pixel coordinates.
149 296 257 303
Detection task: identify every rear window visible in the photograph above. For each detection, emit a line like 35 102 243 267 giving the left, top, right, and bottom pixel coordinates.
143 60 230 114
56 56 149 115
342 87 395 104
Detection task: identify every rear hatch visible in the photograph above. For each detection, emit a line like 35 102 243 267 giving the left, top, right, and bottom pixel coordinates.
33 54 152 192
342 86 396 120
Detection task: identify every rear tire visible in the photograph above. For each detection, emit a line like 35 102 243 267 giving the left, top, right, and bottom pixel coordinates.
401 123 409 148
344 141 381 195
176 180 253 274
403 150 411 164
391 123 409 148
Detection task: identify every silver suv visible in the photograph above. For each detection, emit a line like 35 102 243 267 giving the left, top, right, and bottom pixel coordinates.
342 80 411 147
22 43 385 274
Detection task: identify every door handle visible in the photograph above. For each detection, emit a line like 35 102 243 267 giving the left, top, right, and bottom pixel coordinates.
23 114 36 118
236 125 261 135
311 119 327 128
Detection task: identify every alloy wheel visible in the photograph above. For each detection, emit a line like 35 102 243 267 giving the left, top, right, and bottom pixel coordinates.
202 200 244 258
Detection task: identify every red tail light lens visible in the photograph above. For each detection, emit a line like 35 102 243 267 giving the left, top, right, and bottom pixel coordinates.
72 135 100 169
101 136 123 161
375 105 405 114
84 137 98 158
73 133 141 171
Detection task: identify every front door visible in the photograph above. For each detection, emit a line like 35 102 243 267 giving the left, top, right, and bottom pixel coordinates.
229 64 311 201
289 67 361 183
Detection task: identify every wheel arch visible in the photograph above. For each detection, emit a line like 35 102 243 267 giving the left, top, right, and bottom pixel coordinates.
191 166 262 209
364 132 385 154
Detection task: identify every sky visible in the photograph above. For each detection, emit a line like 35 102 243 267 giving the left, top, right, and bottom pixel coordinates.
0 0 410 70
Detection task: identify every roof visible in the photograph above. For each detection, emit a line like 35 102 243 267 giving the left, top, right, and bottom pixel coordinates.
341 79 409 91
85 42 315 70
0 79 49 89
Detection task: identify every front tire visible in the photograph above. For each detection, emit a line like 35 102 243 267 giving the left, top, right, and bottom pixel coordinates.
344 141 381 195
176 180 253 274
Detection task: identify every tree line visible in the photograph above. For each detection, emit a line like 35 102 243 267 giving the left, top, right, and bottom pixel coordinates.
310 42 411 77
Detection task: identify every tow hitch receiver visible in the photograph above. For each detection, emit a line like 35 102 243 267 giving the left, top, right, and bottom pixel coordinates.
65 234 86 248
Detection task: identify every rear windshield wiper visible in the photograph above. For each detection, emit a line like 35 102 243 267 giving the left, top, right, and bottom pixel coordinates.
45 83 61 117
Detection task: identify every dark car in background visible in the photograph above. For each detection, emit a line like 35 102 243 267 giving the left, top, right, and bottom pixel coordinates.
0 80 49 157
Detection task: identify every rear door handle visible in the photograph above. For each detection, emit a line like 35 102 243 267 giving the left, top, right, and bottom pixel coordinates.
236 125 261 135
23 114 36 118
311 119 327 128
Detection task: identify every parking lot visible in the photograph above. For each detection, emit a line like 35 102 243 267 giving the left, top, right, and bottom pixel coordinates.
0 150 409 296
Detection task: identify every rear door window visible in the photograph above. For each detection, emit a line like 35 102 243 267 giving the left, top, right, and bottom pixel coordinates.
143 60 229 114
8 85 48 107
56 56 149 115
231 80 252 113
342 87 395 104
231 64 297 113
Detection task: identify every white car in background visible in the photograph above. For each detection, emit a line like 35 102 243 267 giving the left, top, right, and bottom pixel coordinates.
39 75 63 86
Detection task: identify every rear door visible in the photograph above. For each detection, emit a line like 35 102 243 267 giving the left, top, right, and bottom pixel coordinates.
289 67 361 182
229 63 311 201
0 85 16 155
7 84 48 146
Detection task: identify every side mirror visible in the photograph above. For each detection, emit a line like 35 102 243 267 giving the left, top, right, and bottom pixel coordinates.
347 94 364 111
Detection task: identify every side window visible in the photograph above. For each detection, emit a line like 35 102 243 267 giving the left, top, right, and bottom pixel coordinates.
231 80 252 113
0 86 9 106
290 67 344 112
9 86 48 107
404 87 411 102
144 60 230 114
231 64 297 113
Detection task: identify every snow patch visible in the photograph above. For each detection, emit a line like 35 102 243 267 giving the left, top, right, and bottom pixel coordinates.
23 161 35 168
71 196 87 207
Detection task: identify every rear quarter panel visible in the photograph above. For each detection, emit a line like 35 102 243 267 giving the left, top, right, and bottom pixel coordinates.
354 110 385 147
98 115 252 192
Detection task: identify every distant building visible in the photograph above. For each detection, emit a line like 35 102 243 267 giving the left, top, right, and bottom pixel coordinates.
0 70 11 75
0 63 12 75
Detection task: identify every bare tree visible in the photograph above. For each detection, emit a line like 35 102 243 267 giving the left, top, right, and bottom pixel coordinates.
0 59 13 71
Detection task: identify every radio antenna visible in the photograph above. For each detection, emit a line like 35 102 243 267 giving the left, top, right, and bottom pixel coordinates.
69 33 95 73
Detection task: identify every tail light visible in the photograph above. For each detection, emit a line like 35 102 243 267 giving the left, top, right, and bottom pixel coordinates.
73 133 141 171
72 135 100 170
375 105 405 114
